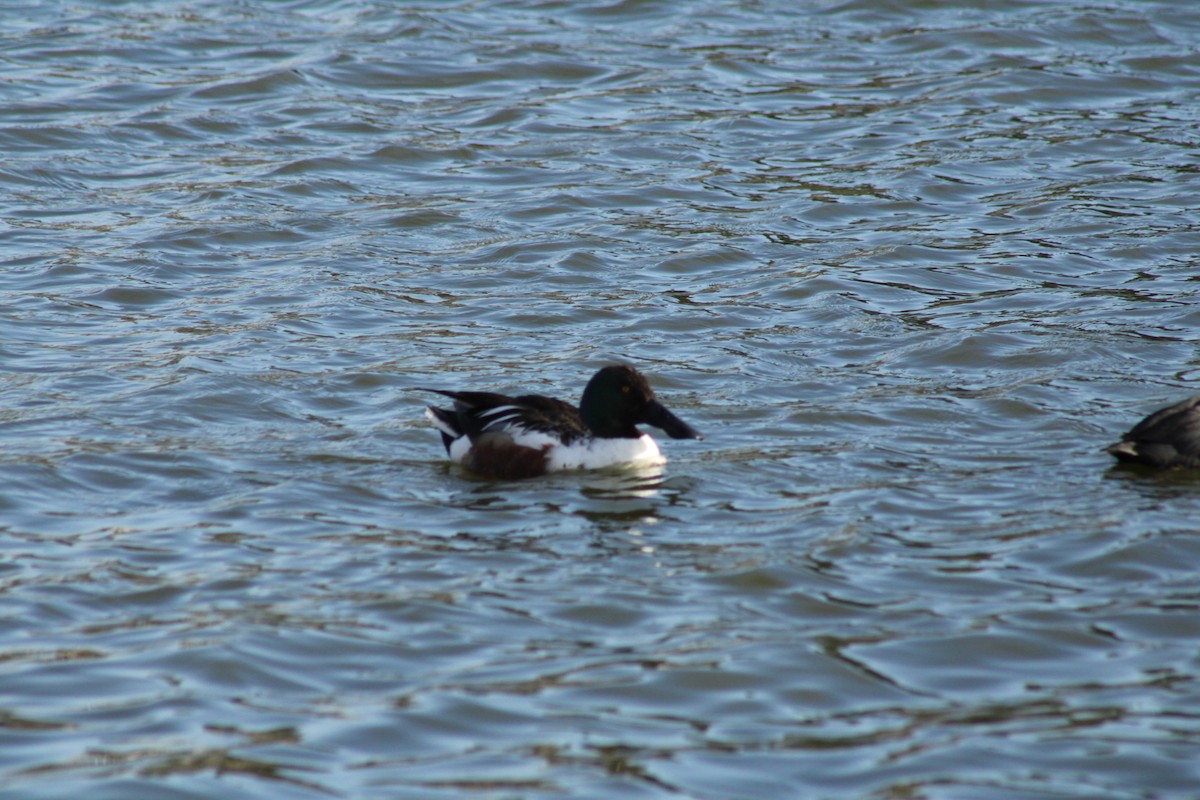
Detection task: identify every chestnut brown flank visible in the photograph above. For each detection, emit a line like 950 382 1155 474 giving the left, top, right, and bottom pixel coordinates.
463 432 551 480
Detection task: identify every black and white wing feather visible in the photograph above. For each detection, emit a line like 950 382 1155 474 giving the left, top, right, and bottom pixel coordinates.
418 389 589 455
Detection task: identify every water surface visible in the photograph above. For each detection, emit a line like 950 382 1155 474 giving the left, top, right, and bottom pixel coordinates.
3 1 1200 798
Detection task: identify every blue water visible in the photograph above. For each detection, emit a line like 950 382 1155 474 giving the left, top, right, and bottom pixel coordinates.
3 1 1200 798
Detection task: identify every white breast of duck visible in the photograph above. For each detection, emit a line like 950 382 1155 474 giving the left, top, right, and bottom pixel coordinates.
545 432 663 471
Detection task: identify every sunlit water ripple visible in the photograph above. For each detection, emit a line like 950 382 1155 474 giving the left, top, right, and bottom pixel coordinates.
3 1 1200 798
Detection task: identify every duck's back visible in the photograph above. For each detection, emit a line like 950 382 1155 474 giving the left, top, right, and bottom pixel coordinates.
1108 396 1200 468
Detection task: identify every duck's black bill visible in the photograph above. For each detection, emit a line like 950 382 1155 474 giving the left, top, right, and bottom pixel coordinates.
644 401 701 440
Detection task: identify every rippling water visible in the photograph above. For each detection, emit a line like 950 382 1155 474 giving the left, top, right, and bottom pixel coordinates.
4 1 1200 797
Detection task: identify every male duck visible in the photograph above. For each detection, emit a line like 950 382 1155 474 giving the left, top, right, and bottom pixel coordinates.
1107 395 1200 469
418 365 701 480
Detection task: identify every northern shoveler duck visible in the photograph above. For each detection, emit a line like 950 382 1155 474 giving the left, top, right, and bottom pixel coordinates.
418 365 701 480
1107 395 1200 469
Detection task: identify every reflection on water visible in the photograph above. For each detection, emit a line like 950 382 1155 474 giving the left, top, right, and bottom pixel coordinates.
579 463 669 499
4 0 1200 797
576 467 670 532
1104 462 1200 493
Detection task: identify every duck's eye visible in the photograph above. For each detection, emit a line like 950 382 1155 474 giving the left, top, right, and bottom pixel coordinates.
621 385 630 393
